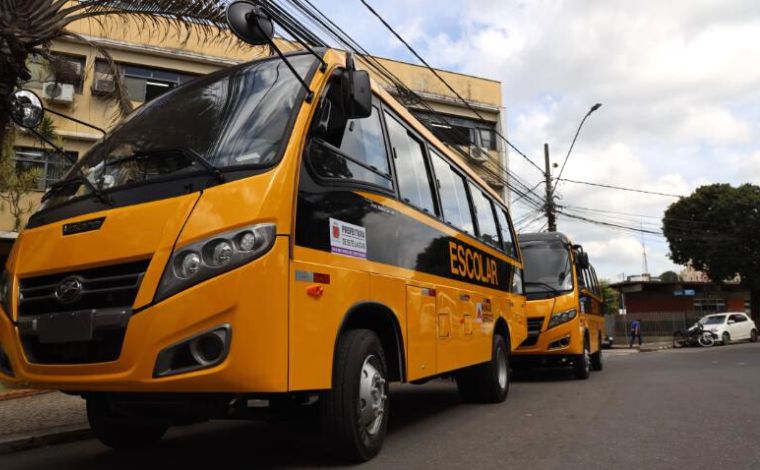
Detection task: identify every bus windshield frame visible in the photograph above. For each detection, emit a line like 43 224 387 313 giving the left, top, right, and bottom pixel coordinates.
37 53 318 214
522 239 574 298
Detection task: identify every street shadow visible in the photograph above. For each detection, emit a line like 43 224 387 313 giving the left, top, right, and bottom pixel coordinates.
511 366 578 382
11 381 465 469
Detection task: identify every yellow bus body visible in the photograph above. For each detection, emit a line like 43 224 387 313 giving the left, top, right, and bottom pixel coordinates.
0 49 526 396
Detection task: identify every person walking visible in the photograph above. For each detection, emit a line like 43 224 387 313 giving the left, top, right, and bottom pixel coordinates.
629 319 642 348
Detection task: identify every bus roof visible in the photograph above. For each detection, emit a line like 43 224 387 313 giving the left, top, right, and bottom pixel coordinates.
518 232 572 245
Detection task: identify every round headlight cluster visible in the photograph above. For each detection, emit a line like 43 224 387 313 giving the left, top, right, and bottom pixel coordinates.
157 223 276 302
548 308 577 329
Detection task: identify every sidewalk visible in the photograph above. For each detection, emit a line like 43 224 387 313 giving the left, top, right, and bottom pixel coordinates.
0 391 89 454
612 340 673 352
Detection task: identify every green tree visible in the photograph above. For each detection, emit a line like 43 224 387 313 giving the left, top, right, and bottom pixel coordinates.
600 279 619 315
0 0 237 147
0 129 42 231
659 270 681 282
663 184 760 317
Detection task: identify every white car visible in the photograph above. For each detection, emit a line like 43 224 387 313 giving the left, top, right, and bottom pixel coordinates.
699 312 758 345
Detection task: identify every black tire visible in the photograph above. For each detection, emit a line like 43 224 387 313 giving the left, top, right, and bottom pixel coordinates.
320 329 389 463
722 332 731 345
573 337 591 380
590 336 603 371
673 332 685 348
86 396 167 450
751 329 758 343
456 334 510 403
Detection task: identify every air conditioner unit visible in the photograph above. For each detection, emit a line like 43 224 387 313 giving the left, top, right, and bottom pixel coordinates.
91 72 116 95
42 82 75 104
469 145 490 162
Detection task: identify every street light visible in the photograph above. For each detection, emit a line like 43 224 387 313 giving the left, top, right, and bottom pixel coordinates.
544 103 602 232
555 103 603 185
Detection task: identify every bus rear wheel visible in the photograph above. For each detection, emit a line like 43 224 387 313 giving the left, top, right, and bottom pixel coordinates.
321 329 389 463
456 334 510 403
86 396 168 450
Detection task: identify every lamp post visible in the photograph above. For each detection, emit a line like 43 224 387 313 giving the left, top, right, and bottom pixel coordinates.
544 103 602 232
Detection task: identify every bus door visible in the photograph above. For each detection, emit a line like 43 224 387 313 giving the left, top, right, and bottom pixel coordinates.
406 282 438 381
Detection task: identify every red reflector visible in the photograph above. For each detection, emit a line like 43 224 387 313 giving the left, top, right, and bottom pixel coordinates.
306 285 324 298
313 273 331 284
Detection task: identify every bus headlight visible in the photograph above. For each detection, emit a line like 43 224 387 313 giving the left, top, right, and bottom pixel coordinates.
156 223 276 301
547 308 577 329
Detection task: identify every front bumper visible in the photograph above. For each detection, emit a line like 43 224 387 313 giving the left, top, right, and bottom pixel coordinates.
0 238 289 394
513 320 584 356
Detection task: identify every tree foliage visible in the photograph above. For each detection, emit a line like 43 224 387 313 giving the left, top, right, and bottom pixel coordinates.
0 129 42 231
663 183 760 315
659 270 681 283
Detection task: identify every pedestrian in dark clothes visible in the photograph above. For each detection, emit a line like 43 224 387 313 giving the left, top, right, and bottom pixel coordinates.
630 319 642 347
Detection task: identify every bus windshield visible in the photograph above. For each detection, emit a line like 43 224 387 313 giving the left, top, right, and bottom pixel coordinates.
40 54 315 210
522 240 574 296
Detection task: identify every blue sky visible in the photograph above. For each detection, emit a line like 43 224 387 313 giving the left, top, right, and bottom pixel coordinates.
310 0 760 281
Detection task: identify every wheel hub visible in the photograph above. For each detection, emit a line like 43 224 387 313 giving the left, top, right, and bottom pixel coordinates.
359 355 387 436
496 345 508 389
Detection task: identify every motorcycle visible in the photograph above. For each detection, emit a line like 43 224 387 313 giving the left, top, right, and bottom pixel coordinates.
673 322 715 348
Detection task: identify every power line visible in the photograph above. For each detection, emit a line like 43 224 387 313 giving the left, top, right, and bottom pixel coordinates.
358 0 545 175
557 178 685 198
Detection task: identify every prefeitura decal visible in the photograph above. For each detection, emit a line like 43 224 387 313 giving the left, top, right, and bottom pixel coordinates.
329 218 367 259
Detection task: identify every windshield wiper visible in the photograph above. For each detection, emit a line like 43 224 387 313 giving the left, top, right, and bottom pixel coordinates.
524 281 563 296
43 174 113 206
132 148 226 184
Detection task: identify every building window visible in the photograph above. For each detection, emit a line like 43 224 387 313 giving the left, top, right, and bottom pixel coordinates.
95 61 197 103
694 299 726 314
478 128 497 151
13 148 76 190
26 54 86 93
412 111 497 151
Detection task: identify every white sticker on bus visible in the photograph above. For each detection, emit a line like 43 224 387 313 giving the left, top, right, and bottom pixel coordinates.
329 218 367 259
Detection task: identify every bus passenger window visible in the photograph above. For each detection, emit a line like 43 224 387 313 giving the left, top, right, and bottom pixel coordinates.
309 85 392 189
385 112 436 214
469 182 499 249
430 151 474 234
495 206 517 258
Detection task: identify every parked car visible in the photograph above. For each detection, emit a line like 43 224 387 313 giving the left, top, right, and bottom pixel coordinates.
699 313 758 345
601 335 614 349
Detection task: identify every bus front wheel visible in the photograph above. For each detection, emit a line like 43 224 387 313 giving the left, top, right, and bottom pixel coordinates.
86 396 168 450
321 329 389 462
456 334 510 403
573 337 592 380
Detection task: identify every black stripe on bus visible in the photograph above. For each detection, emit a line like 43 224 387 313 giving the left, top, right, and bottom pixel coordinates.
295 188 515 291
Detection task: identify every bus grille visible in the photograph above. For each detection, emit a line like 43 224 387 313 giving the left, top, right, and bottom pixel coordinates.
17 260 149 365
520 317 545 347
18 260 150 318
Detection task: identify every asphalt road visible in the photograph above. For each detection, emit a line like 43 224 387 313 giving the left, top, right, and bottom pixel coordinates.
2 343 760 469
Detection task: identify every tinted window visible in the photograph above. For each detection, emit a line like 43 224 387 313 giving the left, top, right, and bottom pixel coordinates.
495 207 517 258
469 182 499 248
310 103 391 189
430 151 474 234
386 113 435 214
522 240 573 294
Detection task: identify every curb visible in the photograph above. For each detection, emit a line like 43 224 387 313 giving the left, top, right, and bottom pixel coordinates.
0 425 92 455
0 389 52 402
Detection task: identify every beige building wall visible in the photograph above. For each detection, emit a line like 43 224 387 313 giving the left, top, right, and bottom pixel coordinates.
4 17 507 231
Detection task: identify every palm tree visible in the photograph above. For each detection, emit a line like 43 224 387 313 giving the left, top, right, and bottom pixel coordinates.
0 0 240 146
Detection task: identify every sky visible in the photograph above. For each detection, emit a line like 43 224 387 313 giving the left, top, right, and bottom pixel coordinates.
308 0 760 281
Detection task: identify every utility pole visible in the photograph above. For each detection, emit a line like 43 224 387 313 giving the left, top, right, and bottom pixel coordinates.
544 143 557 232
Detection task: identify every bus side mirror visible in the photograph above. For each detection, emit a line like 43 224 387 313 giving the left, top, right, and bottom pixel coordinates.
8 89 44 129
576 252 590 270
341 69 371 119
341 54 372 120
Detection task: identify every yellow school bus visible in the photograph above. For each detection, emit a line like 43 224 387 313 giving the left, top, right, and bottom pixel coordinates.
512 232 604 379
0 46 526 460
